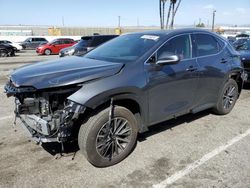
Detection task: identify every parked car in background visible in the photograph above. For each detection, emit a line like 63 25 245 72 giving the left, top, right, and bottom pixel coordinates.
0 40 23 51
5 29 246 167
36 38 76 55
236 39 250 83
20 37 48 49
59 35 118 57
0 44 16 57
227 36 236 45
233 38 249 49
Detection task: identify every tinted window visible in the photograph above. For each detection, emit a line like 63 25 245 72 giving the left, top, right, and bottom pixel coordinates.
90 36 117 47
90 37 105 47
195 34 220 56
38 38 46 41
158 34 191 60
64 39 73 44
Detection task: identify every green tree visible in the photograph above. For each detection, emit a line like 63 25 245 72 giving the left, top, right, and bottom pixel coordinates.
196 23 205 28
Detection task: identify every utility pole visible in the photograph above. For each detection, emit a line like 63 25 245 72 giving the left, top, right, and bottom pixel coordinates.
212 10 216 31
62 16 65 26
118 16 121 28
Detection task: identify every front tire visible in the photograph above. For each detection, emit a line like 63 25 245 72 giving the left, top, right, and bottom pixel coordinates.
78 106 138 167
0 49 8 57
44 49 51 55
213 79 239 115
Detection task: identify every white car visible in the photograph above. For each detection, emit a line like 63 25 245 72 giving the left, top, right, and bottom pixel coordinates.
0 40 23 51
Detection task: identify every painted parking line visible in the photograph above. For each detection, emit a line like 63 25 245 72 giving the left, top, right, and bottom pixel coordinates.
153 128 250 188
0 115 12 121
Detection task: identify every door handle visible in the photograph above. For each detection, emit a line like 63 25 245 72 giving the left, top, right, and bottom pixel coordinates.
220 58 227 64
186 66 198 72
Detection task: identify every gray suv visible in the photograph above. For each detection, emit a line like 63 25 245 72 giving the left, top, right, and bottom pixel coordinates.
20 37 48 49
5 28 246 167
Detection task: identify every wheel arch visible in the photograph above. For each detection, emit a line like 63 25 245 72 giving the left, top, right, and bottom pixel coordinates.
78 92 148 133
229 71 243 94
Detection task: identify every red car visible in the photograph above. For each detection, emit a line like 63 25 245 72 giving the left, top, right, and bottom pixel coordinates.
36 38 76 55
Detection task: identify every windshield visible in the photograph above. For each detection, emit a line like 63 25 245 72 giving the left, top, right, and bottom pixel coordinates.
49 39 58 45
85 34 161 63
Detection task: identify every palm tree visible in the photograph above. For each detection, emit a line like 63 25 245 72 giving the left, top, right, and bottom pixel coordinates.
160 0 182 29
159 0 167 29
165 2 172 29
159 0 163 29
170 0 182 29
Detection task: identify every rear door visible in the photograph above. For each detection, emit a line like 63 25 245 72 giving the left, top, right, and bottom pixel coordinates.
146 34 199 125
193 33 230 106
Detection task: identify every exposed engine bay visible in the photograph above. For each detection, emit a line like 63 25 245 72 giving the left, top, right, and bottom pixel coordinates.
5 80 85 143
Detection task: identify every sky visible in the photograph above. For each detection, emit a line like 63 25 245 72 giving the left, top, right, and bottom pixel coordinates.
0 0 249 27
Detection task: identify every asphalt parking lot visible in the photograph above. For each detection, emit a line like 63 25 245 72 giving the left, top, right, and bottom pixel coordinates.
0 51 250 188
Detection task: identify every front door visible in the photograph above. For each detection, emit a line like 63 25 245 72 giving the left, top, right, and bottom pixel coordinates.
145 34 199 125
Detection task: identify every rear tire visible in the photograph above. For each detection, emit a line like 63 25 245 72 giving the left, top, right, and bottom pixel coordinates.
44 49 51 55
78 106 138 167
213 79 239 115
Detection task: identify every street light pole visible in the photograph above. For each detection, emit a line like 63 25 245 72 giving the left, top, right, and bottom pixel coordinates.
118 16 121 28
212 10 216 32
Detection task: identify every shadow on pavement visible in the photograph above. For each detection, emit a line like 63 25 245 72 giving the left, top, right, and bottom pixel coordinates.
42 141 79 157
138 110 211 142
243 83 250 90
41 110 211 156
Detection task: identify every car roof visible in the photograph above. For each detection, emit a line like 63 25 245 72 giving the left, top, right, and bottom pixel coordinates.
81 35 118 39
56 38 74 40
126 28 213 36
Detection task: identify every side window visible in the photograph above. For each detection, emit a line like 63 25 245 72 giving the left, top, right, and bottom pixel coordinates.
157 34 191 60
195 34 220 57
52 40 60 45
64 40 73 44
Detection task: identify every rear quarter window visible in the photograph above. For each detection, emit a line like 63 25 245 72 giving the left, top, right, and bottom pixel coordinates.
195 34 221 57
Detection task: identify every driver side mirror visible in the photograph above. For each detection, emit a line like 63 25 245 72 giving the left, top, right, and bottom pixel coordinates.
156 54 180 65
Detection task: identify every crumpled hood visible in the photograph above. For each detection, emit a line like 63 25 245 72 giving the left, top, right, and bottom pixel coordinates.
10 56 123 89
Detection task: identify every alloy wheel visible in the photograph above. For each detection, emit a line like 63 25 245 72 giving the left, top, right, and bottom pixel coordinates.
96 117 132 160
223 84 237 109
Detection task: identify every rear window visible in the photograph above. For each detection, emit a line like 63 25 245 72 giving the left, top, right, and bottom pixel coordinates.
90 36 117 47
76 37 92 47
195 34 221 57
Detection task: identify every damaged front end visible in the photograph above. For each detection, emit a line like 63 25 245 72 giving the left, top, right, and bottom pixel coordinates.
5 80 85 143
